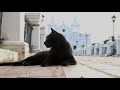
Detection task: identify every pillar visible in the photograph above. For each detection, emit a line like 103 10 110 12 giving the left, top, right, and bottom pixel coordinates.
116 36 120 56
1 12 29 61
107 39 114 56
31 25 42 53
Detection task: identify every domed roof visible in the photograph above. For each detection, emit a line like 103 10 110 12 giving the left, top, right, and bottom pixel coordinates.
50 21 56 26
48 17 56 26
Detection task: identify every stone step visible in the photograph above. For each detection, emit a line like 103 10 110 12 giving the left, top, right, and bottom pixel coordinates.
0 48 19 63
1 41 30 61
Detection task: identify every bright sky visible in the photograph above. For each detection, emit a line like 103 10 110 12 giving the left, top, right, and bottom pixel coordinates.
40 12 120 44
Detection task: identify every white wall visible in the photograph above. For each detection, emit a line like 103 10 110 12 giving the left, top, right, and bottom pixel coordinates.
1 12 25 41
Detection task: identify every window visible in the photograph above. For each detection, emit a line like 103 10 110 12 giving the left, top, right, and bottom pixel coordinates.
85 50 86 55
91 49 94 55
63 29 65 32
73 45 76 50
102 47 107 54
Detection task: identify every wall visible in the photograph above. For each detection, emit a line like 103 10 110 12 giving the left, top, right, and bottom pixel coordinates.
1 12 25 41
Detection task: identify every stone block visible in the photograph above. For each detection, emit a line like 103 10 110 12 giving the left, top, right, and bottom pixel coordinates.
0 41 29 61
0 49 19 63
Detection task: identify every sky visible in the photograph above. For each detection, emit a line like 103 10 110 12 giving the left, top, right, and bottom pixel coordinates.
40 12 120 44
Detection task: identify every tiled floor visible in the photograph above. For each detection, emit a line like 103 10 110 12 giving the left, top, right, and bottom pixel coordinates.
0 56 120 78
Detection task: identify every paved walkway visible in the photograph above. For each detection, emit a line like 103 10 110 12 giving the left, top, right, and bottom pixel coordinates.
0 56 120 78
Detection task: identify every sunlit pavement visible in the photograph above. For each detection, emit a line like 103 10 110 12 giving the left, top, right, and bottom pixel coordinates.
75 56 120 78
0 56 120 78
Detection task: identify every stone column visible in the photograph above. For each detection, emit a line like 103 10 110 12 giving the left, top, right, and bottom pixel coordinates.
40 26 46 51
99 44 105 56
93 44 98 56
116 36 120 56
107 39 114 56
86 47 90 56
1 12 29 61
31 25 42 53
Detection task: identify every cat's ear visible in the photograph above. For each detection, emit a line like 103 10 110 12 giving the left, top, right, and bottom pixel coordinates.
51 28 57 34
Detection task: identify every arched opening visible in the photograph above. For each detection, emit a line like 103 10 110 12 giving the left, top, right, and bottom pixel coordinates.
63 29 65 32
73 45 77 50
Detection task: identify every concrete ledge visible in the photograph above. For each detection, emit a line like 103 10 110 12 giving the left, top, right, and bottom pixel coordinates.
32 48 42 53
0 41 29 61
2 41 29 46
0 49 19 63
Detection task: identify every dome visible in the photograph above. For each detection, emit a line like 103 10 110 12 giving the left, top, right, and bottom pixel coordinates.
48 17 56 26
49 21 56 26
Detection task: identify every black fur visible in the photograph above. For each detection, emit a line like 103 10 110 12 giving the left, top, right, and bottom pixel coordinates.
0 28 77 67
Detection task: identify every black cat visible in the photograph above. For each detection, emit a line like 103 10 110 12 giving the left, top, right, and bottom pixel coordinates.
1 28 77 67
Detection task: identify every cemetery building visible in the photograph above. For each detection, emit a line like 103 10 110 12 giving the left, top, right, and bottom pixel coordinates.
47 17 91 54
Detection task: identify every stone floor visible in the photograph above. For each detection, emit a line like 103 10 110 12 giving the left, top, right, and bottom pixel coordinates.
0 56 120 78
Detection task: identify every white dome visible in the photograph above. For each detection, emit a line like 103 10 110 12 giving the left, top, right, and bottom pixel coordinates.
48 17 56 26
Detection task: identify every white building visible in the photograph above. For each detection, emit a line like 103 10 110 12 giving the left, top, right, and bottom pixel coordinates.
47 17 91 54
